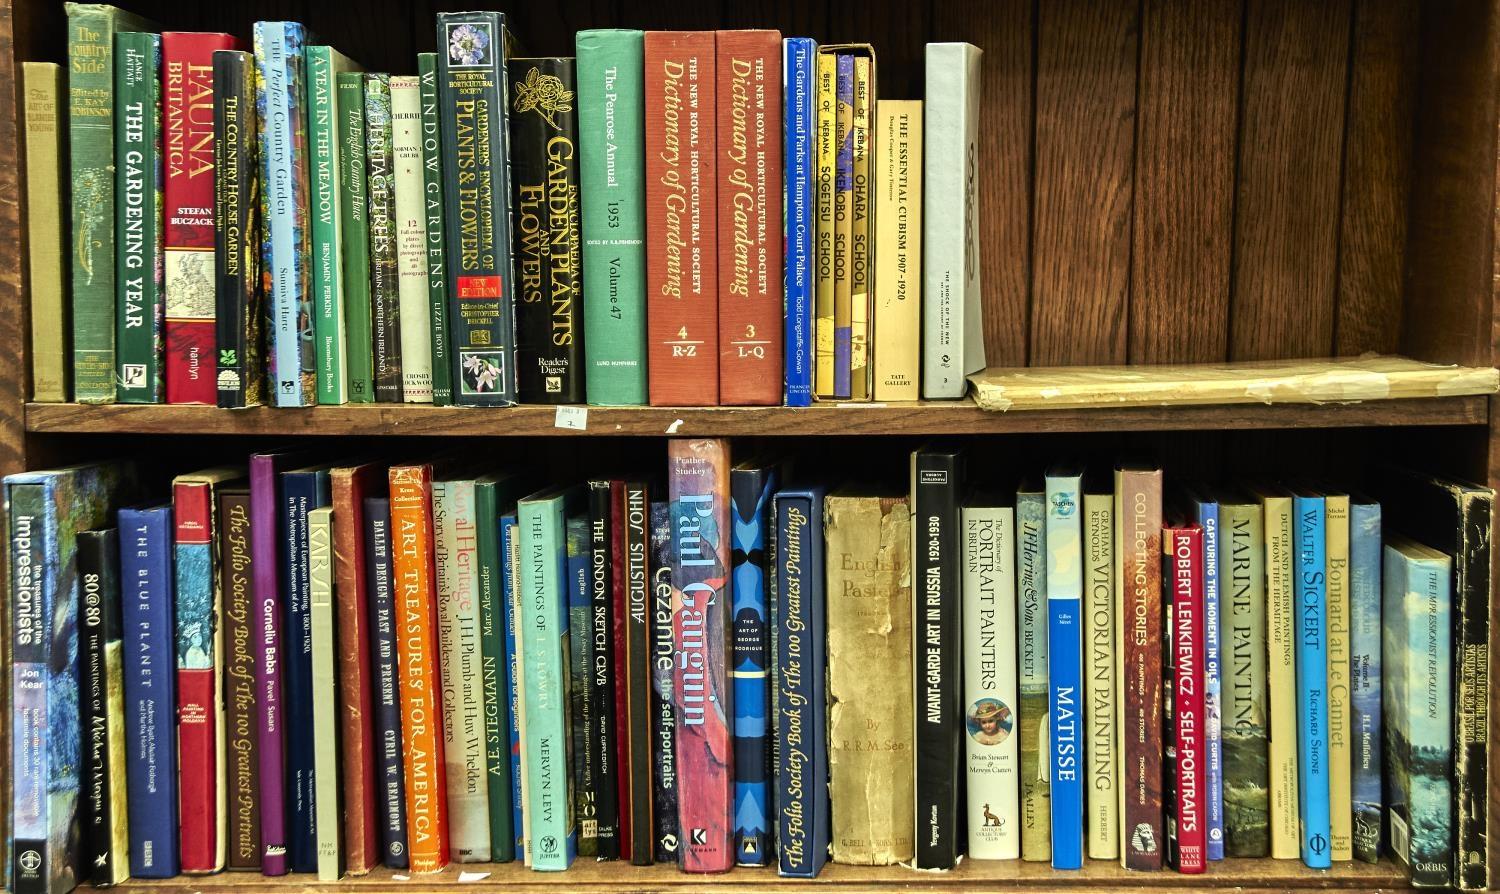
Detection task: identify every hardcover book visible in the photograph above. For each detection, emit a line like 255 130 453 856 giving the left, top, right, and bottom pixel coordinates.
305 45 358 406
1219 495 1269 857
567 515 597 858
218 486 260 870
831 53 852 399
436 10 520 405
364 73 402 403
22 62 69 403
213 50 263 409
782 37 817 407
503 516 530 863
649 500 680 863
336 71 374 402
1349 498 1383 863
730 463 777 863
308 507 344 880
1323 492 1353 862
826 492 915 865
848 55 871 401
417 53 452 406
392 75 434 403
1191 493 1224 861
577 30 648 406
619 482 655 864
1084 489 1117 860
78 529 129 887
872 99 921 401
1164 524 1207 873
1044 467 1084 870
363 497 409 868
963 503 1020 860
645 32 718 405
477 477 521 863
587 482 621 862
813 51 835 400
1291 494 1331 869
1258 488 1300 859
114 30 164 404
282 467 333 873
1114 464 1163 870
164 31 238 404
716 30 783 406
1017 482 1051 863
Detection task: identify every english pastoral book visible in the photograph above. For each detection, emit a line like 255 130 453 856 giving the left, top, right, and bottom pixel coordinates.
417 53 452 406
336 71 374 402
1164 524 1206 874
114 30 164 404
364 73 402 403
1349 497 1382 864
962 502 1019 861
872 99 921 401
730 464 777 863
305 44 358 406
392 75 434 403
1044 467 1084 870
1190 494 1224 861
1219 495 1269 857
1016 482 1050 863
649 501 680 863
1115 464 1163 870
782 37 817 407
78 529 129 887
308 507 344 881
21 62 68 403
1084 490 1117 860
218 486 261 870
213 49 263 409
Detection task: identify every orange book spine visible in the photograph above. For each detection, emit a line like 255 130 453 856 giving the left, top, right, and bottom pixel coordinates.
389 464 451 872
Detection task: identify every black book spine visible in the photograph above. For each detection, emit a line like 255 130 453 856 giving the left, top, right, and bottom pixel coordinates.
363 497 409 868
912 447 963 870
649 500 680 863
214 50 262 409
364 73 403 403
1454 490 1491 891
507 56 585 404
589 481 620 859
623 482 654 865
79 529 122 887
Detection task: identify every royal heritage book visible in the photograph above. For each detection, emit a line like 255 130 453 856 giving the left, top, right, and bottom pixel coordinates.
364 73 402 402
417 53 452 406
782 37 817 407
730 463 778 863
1084 488 1117 860
1219 494 1270 857
1044 467 1085 870
436 10 520 405
218 486 260 870
1017 481 1050 863
872 98 921 401
212 49 262 409
336 70 375 403
305 44 359 406
1349 497 1383 864
1115 464 1163 870
22 62 69 402
114 30 164 404
78 529 128 887
392 74 434 403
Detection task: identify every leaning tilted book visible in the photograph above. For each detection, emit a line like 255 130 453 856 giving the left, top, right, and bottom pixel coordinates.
308 507 344 881
392 75 434 403
1016 481 1050 863
1218 494 1269 858
1164 524 1206 874
114 30 164 404
1114 463 1163 870
1044 466 1085 870
213 49 263 409
730 463 778 864
1349 497 1382 863
78 529 129 887
782 37 817 407
305 44 359 406
1291 492 1331 869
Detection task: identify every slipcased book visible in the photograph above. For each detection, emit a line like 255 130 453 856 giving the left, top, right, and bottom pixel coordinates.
365 73 402 403
962 502 1019 860
1114 464 1163 870
813 52 835 400
114 30 164 404
1084 489 1117 860
363 497 409 869
649 500 680 862
848 54 873 400
1219 494 1269 857
218 486 261 870
1016 482 1050 863
873 99 921 401
78 529 129 887
1349 498 1383 863
1164 524 1206 873
308 507 344 881
1044 466 1084 870
213 50 263 409
730 463 778 863
782 38 817 407
305 45 359 406
392 75 434 403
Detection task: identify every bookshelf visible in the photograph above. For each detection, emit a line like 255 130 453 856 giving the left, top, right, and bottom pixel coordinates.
0 0 1497 892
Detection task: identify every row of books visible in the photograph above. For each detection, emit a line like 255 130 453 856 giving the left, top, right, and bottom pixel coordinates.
26 6 987 410
8 445 1489 893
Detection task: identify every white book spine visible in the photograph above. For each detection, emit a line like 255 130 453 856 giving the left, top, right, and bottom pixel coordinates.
391 75 433 403
433 480 492 861
309 508 343 881
963 506 1020 859
921 42 985 398
1083 492 1118 858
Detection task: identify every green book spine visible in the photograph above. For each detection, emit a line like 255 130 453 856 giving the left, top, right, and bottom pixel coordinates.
335 72 374 403
576 30 647 406
418 53 452 406
307 47 357 405
364 73 402 402
114 30 163 404
475 478 516 862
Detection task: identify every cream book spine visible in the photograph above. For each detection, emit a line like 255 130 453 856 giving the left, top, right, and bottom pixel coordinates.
1084 491 1118 858
309 507 344 881
1259 491 1300 859
872 99 921 401
1323 492 1352 862
962 504 1020 859
390 75 432 403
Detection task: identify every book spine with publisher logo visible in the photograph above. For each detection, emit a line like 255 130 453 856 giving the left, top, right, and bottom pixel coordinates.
963 504 1019 861
309 507 343 880
649 500 680 863
1115 465 1163 870
476 478 517 862
1044 468 1084 870
418 53 452 406
1016 484 1050 863
588 481 621 859
619 482 655 864
392 75 433 403
1324 493 1352 863
364 73 403 403
782 38 817 406
730 465 777 863
218 487 260 870
336 71 374 403
1349 499 1382 864
813 51 835 400
115 30 164 404
1164 525 1206 874
281 468 332 874
213 50 263 409
363 497 409 869
1084 491 1117 859
249 453 292 875
306 45 357 406
1292 494 1331 869
79 528 129 887
1191 496 1223 861
872 99 921 401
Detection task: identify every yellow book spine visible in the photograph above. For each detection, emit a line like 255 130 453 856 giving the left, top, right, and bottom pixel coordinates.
873 100 921 401
849 57 871 401
833 56 853 399
814 54 836 398
1324 493 1352 861
22 62 68 403
1263 494 1300 859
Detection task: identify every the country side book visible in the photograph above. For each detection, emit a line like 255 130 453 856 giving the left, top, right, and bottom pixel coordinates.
962 501 1020 860
217 485 261 870
1163 523 1206 873
212 49 263 409
813 51 835 400
1323 490 1353 862
831 52 852 399
114 30 164 404
729 463 778 863
619 481 655 865
335 70 374 403
644 31 718 406
1115 463 1163 870
1190 492 1224 861
1349 497 1383 863
509 56 585 404
436 10 520 406
305 44 359 406
586 482 621 861
648 499 680 863
22 62 69 403
477 476 522 863
1256 487 1300 859
782 37 817 407
1084 488 1117 860
392 74 434 403
78 529 128 886
826 490 915 865
163 31 239 405
64 3 157 404
565 512 597 858
364 72 402 402
417 52 453 406
922 42 986 398
848 53 872 401
253 21 317 407
716 29 783 406
308 506 344 881
577 29 648 406
1218 494 1270 857
1016 481 1050 863
363 496 409 869
872 98 921 401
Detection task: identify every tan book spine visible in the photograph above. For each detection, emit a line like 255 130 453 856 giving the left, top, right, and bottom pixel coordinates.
1260 492 1300 859
814 53 835 398
1323 493 1352 861
872 100 920 401
848 57 871 401
832 55 853 398
1084 491 1118 858
22 62 68 403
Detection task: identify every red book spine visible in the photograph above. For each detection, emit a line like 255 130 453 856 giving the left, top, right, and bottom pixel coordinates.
163 32 238 404
1118 467 1165 870
174 479 218 872
645 31 719 406
610 481 632 858
715 30 782 406
1167 525 1207 874
331 465 382 874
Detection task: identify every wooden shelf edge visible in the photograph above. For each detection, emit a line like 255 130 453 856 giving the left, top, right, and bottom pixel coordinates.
22 395 1488 437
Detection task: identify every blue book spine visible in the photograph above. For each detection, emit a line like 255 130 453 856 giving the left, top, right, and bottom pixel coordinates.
1194 497 1225 860
500 514 525 861
1293 495 1331 868
782 37 817 407
363 497 408 869
565 515 594 857
1043 472 1083 870
730 465 777 864
1348 500 1383 863
774 488 828 878
120 505 181 878
281 469 330 872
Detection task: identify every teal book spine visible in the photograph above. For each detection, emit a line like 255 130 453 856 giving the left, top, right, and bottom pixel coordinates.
518 488 579 871
576 29 647 405
475 478 516 862
1292 495 1331 868
114 30 164 403
335 72 374 402
417 53 452 406
306 46 353 405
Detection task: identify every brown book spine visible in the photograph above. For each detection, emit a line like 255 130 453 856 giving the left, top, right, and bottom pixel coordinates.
1116 466 1164 870
715 30 782 406
645 31 718 406
219 488 261 869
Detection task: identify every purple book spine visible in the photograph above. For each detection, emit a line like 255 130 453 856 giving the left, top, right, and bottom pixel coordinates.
250 454 289 875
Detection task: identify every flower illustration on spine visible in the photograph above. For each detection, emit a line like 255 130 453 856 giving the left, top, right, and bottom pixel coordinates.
462 353 503 393
448 23 491 66
513 66 573 129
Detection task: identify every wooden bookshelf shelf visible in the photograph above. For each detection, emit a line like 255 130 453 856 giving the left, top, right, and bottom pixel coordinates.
22 396 1489 438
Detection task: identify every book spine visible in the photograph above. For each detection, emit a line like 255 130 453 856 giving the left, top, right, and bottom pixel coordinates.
621 483 655 864
174 479 222 872
501 517 527 861
475 483 514 862
649 500 680 863
1115 468 1163 869
281 471 327 873
872 100 921 401
922 43 984 397
9 484 53 894
1166 527 1207 873
509 56 584 404
848 56 870 401
645 31 719 405
336 72 374 403
1292 496 1331 868
774 491 829 878
577 30 648 406
330 469 378 875
1349 502 1382 864
610 483 634 860
716 30 783 406
309 508 344 880
1084 493 1117 859
213 51 262 409
813 52 835 400
392 75 433 403
120 506 181 877
114 31 164 404
437 10 520 405
306 46 347 406
1194 500 1224 861
364 497 409 868
913 449 963 869
729 467 776 863
22 63 69 402
1017 489 1051 863
1264 495 1299 859
79 530 126 886
1044 473 1084 870
1324 495 1352 863
782 38 816 407
249 460 289 876
1453 492 1491 891
1218 502 1268 857
253 22 316 407
365 73 402 402
418 54 452 406
389 466 451 872
962 506 1019 860
219 490 261 870
588 482 621 859
567 516 597 858
831 54 852 399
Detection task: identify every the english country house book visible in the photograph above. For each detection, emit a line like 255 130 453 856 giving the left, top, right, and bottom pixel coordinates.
963 500 1020 860
1043 466 1084 870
